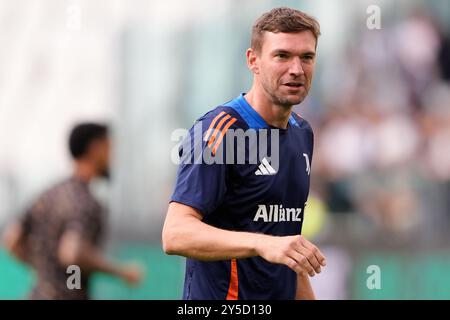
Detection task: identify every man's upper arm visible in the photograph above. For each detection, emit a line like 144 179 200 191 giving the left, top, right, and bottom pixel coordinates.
170 110 237 217
163 201 204 254
58 229 83 266
167 201 203 220
58 203 90 265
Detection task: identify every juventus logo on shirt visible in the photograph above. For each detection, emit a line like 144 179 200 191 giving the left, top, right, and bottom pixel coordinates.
303 153 311 176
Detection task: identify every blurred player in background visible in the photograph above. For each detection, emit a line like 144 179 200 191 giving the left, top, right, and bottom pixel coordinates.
163 7 326 300
2 123 142 299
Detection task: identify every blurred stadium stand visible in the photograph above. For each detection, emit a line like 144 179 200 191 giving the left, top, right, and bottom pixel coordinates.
0 0 449 299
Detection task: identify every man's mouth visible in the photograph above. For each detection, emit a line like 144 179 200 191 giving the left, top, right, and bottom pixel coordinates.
283 82 304 88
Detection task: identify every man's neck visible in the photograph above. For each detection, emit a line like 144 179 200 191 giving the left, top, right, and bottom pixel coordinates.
73 160 95 183
244 86 293 129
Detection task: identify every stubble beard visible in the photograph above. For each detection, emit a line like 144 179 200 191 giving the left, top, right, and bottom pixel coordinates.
261 77 305 108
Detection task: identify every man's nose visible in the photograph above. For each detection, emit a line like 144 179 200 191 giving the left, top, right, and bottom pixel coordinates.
289 57 304 77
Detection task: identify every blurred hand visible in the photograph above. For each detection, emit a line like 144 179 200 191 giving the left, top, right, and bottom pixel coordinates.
256 235 326 276
119 263 144 286
2 222 28 262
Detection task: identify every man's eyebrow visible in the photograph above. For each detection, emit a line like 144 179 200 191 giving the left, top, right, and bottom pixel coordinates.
272 49 291 54
271 49 316 56
301 51 316 57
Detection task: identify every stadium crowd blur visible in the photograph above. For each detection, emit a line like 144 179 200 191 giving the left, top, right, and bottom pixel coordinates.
303 12 450 243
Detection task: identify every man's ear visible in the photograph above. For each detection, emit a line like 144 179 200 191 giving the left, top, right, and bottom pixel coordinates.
246 48 260 75
86 139 101 160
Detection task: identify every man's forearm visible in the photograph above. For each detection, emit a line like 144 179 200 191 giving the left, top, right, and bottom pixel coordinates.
59 231 122 277
163 202 327 277
163 213 266 260
3 223 30 265
75 243 122 276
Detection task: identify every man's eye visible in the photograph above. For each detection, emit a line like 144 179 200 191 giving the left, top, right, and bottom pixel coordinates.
276 54 288 59
303 55 314 61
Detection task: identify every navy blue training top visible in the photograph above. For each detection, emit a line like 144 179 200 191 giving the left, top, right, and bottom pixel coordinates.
170 93 314 300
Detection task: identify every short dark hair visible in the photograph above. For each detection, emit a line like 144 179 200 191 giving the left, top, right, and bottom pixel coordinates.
69 123 108 159
251 7 321 53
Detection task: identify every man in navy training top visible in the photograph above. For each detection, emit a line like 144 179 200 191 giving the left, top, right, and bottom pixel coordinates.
163 7 326 300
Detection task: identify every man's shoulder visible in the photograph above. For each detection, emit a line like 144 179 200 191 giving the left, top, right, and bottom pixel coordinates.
195 105 248 132
41 177 82 198
291 112 314 135
35 177 94 213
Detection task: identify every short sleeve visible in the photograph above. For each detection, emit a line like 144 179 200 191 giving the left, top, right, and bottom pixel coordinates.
64 210 88 235
170 109 238 217
60 187 101 242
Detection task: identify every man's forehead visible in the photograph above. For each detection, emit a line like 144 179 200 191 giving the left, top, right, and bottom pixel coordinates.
262 30 317 52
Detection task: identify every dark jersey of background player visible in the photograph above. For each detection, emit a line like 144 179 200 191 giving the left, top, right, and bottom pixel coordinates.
171 93 314 299
20 176 104 299
2 122 143 299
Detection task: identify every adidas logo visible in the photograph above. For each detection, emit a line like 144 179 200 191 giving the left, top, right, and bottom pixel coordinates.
255 157 277 175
